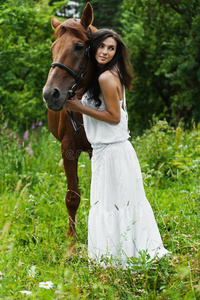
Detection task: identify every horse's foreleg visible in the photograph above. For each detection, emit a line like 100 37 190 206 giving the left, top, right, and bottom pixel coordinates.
61 139 81 244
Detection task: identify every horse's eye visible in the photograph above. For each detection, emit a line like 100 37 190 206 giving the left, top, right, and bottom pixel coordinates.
74 43 84 51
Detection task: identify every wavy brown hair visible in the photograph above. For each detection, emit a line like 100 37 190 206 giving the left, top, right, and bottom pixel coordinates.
88 28 134 106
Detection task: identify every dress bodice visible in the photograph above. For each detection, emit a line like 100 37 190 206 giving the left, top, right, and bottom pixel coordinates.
81 89 130 147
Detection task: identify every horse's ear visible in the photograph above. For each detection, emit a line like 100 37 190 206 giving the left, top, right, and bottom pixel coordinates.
80 2 93 29
51 16 61 29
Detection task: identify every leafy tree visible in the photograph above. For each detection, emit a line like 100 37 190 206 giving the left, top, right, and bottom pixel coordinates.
78 0 123 32
50 0 123 31
0 0 55 131
122 0 200 134
49 0 122 32
48 0 80 18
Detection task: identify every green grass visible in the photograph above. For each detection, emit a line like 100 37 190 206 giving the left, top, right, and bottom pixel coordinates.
0 119 199 299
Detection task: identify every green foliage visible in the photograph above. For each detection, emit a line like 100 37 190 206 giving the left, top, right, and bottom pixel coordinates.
2 0 200 136
50 0 124 31
0 0 55 131
122 0 200 134
133 117 200 186
0 107 26 193
0 120 199 298
79 0 123 32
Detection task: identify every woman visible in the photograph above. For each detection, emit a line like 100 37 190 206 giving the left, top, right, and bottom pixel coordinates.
66 29 168 268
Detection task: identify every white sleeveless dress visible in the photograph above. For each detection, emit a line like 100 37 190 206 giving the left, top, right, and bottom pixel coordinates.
82 90 168 268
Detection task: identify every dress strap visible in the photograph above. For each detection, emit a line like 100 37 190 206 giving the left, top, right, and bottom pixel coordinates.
123 86 128 120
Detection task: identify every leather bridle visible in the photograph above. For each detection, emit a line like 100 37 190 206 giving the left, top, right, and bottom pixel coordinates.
50 45 90 99
50 28 91 134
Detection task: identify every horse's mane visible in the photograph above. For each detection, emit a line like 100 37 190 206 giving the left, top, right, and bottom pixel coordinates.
55 19 89 41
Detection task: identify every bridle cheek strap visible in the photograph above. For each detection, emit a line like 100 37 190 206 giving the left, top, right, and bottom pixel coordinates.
50 45 90 134
50 45 90 98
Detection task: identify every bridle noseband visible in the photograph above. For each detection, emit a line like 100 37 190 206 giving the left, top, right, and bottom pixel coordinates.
50 27 91 134
50 45 90 99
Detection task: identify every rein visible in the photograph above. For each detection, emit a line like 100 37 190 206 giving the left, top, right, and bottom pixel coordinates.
50 27 91 134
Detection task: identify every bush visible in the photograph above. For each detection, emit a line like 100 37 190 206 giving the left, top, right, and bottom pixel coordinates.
132 118 200 187
0 0 54 131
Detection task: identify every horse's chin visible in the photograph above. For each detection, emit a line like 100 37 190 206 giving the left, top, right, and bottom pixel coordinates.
44 99 66 112
48 106 64 112
43 95 69 111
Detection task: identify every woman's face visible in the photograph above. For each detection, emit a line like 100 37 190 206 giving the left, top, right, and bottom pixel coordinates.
95 37 117 68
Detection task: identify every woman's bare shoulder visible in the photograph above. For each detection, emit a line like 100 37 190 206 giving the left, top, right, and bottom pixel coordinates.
98 70 119 87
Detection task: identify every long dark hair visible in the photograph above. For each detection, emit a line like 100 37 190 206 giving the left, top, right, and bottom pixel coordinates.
88 28 134 107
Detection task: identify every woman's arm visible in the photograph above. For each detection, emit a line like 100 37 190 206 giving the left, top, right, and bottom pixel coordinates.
65 71 121 125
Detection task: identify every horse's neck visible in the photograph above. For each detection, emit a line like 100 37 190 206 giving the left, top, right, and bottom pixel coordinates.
77 87 86 99
89 25 98 35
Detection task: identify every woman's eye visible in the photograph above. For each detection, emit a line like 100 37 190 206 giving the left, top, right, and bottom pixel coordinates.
109 47 114 50
74 43 84 51
99 44 104 48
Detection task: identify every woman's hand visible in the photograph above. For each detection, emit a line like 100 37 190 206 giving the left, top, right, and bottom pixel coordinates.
65 71 122 124
65 95 83 113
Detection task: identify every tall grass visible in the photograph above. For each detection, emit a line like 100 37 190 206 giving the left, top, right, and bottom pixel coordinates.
0 115 199 299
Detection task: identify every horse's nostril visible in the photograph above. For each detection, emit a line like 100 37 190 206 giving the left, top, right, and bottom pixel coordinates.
52 88 60 100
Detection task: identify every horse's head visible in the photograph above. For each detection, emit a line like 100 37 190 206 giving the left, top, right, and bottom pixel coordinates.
43 3 96 111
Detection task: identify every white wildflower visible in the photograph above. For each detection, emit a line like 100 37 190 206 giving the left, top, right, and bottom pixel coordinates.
20 290 32 295
0 272 3 280
39 281 53 289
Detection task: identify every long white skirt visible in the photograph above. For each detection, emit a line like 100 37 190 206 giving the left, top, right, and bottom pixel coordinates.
88 140 168 268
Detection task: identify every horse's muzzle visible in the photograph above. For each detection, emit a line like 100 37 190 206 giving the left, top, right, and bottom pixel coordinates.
43 86 67 111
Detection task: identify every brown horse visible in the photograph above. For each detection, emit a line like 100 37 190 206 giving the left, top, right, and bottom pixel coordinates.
43 3 96 250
